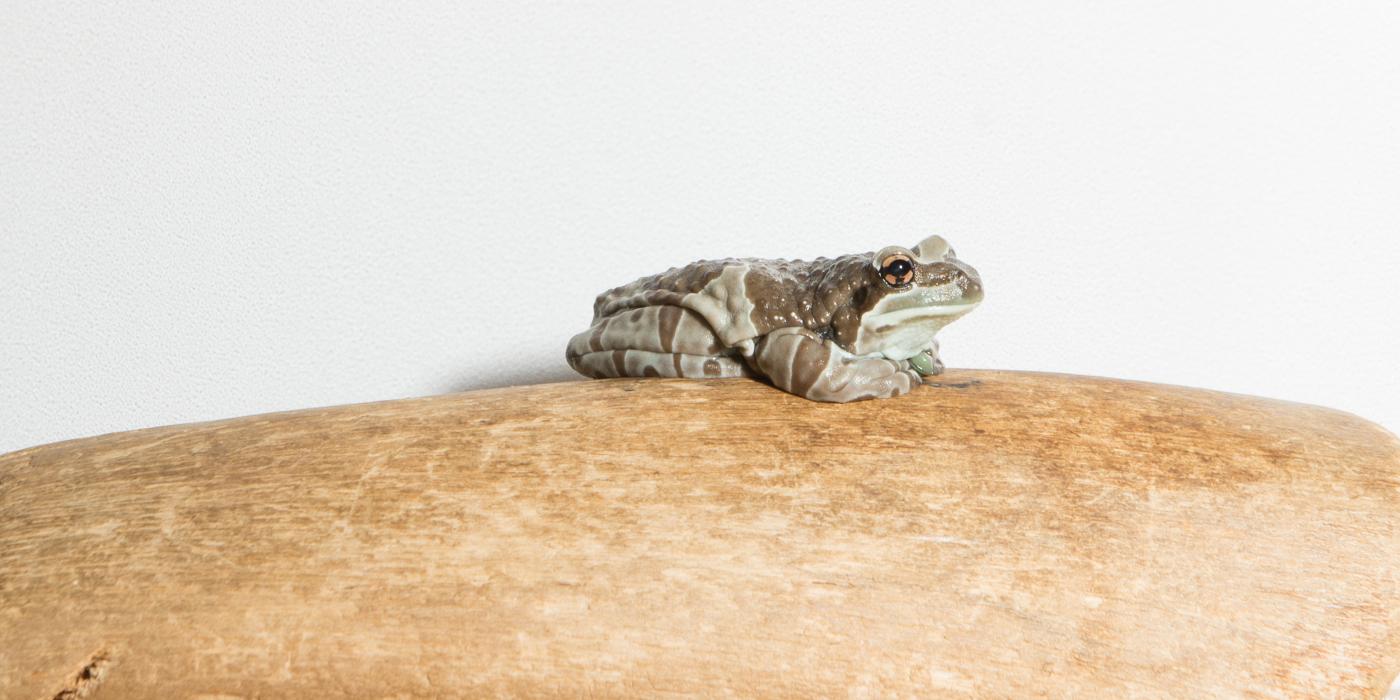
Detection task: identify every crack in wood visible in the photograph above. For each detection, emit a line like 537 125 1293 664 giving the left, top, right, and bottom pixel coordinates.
51 649 112 700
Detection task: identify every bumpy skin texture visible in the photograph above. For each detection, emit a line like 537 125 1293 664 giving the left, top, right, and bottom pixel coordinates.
566 236 983 402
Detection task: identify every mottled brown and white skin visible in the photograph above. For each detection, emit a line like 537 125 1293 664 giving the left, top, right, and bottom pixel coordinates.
566 235 983 402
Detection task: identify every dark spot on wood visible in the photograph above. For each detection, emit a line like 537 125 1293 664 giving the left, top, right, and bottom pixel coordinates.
925 379 982 390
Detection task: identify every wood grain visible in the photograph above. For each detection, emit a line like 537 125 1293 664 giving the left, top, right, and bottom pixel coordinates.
2 370 1399 698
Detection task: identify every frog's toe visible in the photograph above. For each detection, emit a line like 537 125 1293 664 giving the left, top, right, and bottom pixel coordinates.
907 349 945 377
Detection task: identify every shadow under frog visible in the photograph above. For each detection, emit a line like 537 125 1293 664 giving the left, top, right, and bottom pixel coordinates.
566 235 983 402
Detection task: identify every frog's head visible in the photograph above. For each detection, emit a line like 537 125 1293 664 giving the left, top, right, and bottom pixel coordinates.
847 234 983 360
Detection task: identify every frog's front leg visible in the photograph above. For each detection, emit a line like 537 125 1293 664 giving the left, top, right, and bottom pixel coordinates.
753 327 922 402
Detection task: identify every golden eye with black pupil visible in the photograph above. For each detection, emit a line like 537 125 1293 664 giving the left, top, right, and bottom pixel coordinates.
879 255 914 287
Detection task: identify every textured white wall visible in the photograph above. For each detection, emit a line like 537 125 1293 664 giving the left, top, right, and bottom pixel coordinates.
3 1 1399 456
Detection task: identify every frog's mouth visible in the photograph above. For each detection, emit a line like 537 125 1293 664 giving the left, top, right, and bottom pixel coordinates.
867 281 983 328
853 283 982 357
865 300 980 331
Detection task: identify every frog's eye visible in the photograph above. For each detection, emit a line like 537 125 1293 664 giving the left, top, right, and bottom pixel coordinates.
879 254 915 287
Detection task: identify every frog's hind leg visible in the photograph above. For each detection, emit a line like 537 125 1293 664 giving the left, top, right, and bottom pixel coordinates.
569 349 751 379
567 305 751 379
566 305 730 367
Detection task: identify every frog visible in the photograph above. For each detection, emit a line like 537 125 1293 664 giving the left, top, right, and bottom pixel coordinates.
565 235 983 402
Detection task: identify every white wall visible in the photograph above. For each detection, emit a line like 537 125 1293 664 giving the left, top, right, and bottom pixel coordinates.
3 1 1399 456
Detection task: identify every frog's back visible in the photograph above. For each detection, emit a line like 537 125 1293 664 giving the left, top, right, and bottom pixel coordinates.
592 256 848 348
591 258 743 319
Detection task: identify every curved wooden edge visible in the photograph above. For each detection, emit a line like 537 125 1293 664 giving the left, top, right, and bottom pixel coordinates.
2 370 1399 698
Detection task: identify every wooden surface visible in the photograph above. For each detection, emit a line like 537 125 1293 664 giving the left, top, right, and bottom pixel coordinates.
2 370 1399 698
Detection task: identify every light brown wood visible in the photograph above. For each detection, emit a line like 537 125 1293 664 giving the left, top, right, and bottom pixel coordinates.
3 370 1399 698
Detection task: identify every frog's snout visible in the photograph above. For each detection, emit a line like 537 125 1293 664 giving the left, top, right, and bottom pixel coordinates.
956 262 984 303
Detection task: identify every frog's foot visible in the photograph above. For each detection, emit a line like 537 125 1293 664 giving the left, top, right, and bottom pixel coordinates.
908 346 944 377
754 327 922 402
568 349 750 380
